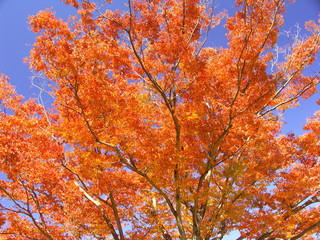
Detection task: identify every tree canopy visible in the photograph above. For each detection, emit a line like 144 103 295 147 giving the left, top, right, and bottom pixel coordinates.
0 0 319 239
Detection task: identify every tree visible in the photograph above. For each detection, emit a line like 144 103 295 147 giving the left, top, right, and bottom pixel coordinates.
0 0 319 239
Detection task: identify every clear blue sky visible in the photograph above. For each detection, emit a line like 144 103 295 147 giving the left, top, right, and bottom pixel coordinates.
0 1 319 238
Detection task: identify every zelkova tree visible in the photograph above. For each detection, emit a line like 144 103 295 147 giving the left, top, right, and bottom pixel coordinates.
0 0 319 239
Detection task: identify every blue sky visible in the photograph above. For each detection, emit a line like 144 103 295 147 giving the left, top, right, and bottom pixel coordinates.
0 0 319 239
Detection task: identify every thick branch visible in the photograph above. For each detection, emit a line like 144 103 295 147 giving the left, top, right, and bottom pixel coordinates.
290 221 320 240
75 181 120 240
291 194 319 215
109 192 125 240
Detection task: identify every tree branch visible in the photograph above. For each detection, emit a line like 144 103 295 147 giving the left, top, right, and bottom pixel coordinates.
74 181 120 240
109 192 125 240
290 221 320 240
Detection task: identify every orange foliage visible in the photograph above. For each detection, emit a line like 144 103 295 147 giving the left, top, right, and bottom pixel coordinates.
0 0 319 239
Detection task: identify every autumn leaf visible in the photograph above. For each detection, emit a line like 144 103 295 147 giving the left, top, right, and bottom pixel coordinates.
0 0 319 239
